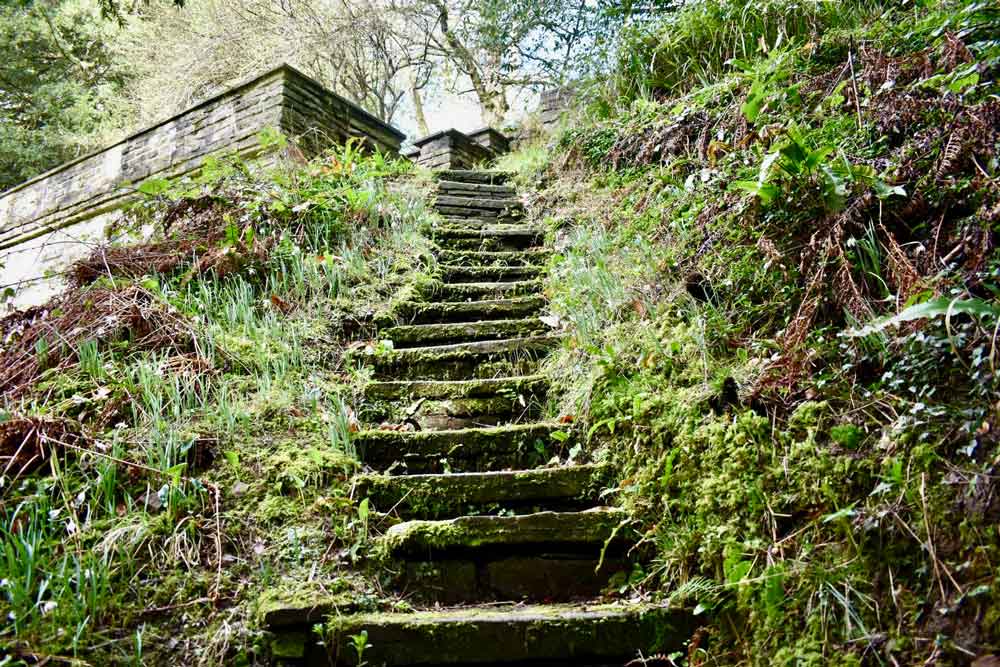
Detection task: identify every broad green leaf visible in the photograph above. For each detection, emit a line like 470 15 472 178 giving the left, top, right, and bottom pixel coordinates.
846 296 1000 337
137 178 171 196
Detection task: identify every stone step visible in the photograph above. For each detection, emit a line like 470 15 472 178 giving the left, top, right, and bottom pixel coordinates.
379 508 631 604
266 602 693 665
364 375 548 402
382 318 547 348
402 395 542 431
435 195 523 211
367 335 561 381
382 508 628 557
437 249 550 267
436 169 511 184
355 421 570 473
355 464 605 519
434 206 525 222
437 179 517 197
428 279 542 301
429 227 545 251
388 296 545 325
440 264 542 283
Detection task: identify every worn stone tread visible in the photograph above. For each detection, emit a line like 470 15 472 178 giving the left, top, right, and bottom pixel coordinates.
355 464 605 518
435 195 523 211
435 169 512 184
383 317 548 347
437 248 551 267
381 507 627 557
437 179 517 195
429 279 542 301
440 264 542 282
364 374 548 401
302 602 693 664
356 421 567 472
375 334 562 362
389 296 546 324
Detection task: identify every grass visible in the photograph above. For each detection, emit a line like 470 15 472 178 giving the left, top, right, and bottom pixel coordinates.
507 0 1000 662
0 140 438 664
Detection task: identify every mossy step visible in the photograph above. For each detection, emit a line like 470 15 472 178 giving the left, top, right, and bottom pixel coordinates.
364 374 548 401
435 207 525 222
389 297 545 324
437 249 550 267
406 396 540 431
381 507 627 558
382 318 548 347
437 180 517 196
356 421 568 472
440 264 542 283
434 219 540 233
355 464 605 519
368 335 560 381
433 235 539 252
429 279 542 301
435 169 511 184
435 195 523 211
268 601 693 665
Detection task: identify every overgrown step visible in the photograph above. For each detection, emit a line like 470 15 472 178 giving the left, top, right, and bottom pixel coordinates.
437 179 517 197
382 318 547 347
430 227 544 250
379 508 630 604
364 375 548 402
400 395 541 430
355 421 569 473
435 195 523 211
355 464 606 519
267 602 693 666
387 296 545 325
440 264 542 283
365 335 561 381
382 508 626 556
436 169 511 184
426 279 541 302
437 248 550 267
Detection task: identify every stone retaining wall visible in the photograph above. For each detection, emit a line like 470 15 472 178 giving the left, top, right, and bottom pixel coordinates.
0 64 404 308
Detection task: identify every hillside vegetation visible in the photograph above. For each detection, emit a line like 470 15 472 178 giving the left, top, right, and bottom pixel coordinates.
2 0 1000 665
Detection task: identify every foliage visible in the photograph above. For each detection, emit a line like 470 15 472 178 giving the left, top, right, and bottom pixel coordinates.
0 143 435 663
0 0 132 191
514 0 1000 663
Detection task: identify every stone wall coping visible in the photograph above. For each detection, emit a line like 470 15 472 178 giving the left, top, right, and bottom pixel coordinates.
410 128 473 147
0 63 405 201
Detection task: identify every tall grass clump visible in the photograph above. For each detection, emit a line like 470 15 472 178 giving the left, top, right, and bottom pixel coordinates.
608 0 890 109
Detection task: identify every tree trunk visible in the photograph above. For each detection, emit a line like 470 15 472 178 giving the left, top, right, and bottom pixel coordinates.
410 70 430 136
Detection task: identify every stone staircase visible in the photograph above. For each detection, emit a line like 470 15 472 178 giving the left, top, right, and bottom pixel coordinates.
264 171 692 666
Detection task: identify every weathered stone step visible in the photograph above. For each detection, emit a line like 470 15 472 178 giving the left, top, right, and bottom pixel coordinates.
388 296 545 325
401 395 541 431
435 206 525 222
437 179 517 196
432 229 541 247
437 249 550 267
382 508 627 557
356 464 605 519
436 169 511 184
429 279 541 301
267 602 693 665
356 421 569 473
365 375 548 401
367 335 561 381
435 195 523 211
382 318 547 348
440 264 542 283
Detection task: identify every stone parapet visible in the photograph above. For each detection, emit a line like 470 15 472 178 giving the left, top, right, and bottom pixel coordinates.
0 64 404 308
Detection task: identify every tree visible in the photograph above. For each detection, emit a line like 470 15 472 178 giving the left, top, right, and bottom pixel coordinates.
0 0 131 191
389 0 613 125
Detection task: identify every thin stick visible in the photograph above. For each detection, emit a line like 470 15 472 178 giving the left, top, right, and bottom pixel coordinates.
848 38 864 128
